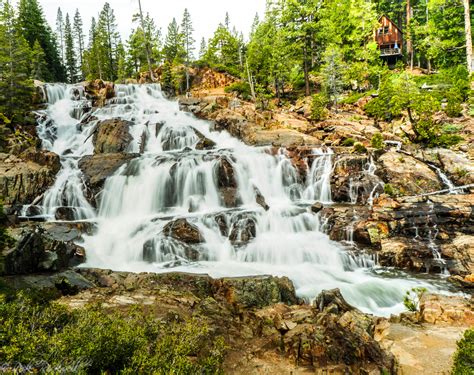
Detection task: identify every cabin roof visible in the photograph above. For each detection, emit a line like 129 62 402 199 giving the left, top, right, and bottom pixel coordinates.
378 14 403 34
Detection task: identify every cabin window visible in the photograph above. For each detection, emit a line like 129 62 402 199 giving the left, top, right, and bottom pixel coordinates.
378 26 390 35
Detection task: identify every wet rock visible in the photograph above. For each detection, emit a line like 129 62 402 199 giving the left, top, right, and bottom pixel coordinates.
214 213 229 237
440 234 474 276
54 207 77 221
215 157 240 207
93 118 133 154
311 202 323 213
215 156 237 189
1 225 86 275
0 151 60 205
377 151 442 196
162 218 204 244
331 154 384 204
194 128 216 150
378 237 433 272
229 214 257 245
422 148 474 185
214 109 250 140
84 79 115 107
255 187 269 211
78 153 138 199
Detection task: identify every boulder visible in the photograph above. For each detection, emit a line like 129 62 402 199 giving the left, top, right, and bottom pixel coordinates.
78 153 138 200
93 119 133 154
1 225 85 275
229 214 257 245
162 218 204 244
440 234 474 276
434 148 474 186
0 151 60 205
215 157 240 207
194 128 216 150
377 152 442 196
84 79 115 107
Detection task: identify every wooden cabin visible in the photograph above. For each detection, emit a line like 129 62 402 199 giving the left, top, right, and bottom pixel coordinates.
375 15 403 58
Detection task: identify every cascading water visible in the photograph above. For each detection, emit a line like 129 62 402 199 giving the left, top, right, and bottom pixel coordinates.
30 83 453 316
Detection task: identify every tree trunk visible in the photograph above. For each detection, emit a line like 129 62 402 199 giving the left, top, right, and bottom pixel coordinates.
138 0 155 81
406 0 413 70
303 45 310 96
464 0 473 74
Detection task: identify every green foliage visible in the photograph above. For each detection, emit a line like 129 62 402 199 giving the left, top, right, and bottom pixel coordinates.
445 88 463 117
341 138 355 147
0 202 14 252
452 328 474 375
383 183 396 197
353 142 367 153
310 93 329 121
403 287 427 312
64 13 77 83
224 82 252 100
371 133 384 150
0 293 226 373
0 1 34 121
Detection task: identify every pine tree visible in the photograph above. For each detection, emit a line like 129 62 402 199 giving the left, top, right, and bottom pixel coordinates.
199 37 207 59
181 8 195 91
225 12 231 30
163 18 185 63
96 2 121 81
0 0 34 121
73 9 85 79
56 7 64 62
18 0 66 82
64 13 77 83
31 40 48 81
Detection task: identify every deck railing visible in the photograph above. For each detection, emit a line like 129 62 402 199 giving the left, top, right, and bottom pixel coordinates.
380 48 402 56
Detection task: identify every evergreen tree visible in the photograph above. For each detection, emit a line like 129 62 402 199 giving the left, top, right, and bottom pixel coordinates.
181 8 195 91
73 9 85 79
199 37 207 59
64 13 77 83
56 7 64 62
83 17 100 79
95 2 121 81
225 12 231 30
163 18 185 63
18 0 65 81
31 39 48 81
0 0 34 121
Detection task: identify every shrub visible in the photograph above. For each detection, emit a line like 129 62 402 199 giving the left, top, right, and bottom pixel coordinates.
403 287 427 312
0 294 226 373
353 142 367 154
310 93 329 121
383 183 396 197
224 82 252 100
341 138 355 147
452 328 474 375
371 133 384 150
0 202 14 252
445 88 463 117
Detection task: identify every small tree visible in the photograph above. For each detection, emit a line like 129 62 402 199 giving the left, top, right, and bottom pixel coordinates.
321 46 345 112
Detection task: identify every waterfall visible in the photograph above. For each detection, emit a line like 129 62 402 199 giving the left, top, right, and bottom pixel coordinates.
30 83 449 317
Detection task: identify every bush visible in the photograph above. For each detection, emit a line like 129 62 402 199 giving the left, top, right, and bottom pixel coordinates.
310 93 329 121
224 82 252 100
452 328 474 375
383 183 396 197
0 294 226 373
445 88 463 117
353 142 367 154
341 138 355 147
371 133 384 149
403 287 427 312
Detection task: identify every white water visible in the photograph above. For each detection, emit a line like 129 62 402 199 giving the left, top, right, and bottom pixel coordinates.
30 83 453 316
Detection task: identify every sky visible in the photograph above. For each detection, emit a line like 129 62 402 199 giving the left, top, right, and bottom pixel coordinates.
38 0 266 46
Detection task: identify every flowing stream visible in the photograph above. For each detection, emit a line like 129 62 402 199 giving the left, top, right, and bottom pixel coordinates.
30 83 453 316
